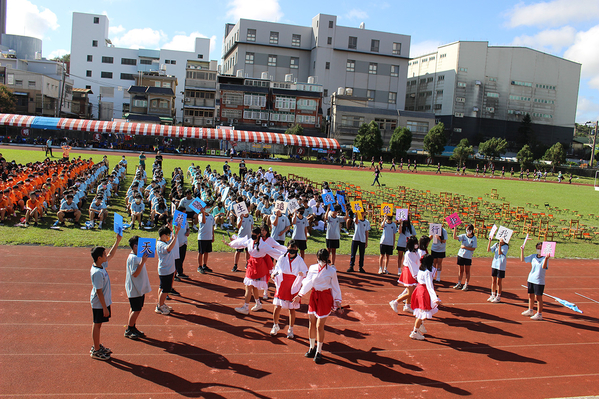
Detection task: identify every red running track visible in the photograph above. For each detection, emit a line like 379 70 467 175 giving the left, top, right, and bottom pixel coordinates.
1 245 598 398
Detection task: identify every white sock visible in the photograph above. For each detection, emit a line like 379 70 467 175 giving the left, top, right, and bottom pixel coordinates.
436 271 441 280
255 299 261 305
309 338 315 349
316 342 323 353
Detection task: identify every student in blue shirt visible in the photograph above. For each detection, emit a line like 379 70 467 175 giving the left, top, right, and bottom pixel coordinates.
452 224 477 291
130 194 145 230
520 242 550 321
89 195 107 229
57 194 82 226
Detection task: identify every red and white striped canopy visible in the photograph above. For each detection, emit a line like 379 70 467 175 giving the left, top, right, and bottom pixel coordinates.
0 113 340 149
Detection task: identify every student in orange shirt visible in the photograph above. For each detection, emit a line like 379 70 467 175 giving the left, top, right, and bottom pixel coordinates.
25 191 41 226
0 190 10 225
62 144 72 161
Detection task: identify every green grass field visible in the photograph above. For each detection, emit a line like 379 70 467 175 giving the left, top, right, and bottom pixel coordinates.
1 145 597 259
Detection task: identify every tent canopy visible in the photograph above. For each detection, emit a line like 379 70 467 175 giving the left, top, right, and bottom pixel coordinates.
0 113 339 149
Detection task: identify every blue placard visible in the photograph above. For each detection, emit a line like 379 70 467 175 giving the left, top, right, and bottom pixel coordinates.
188 197 207 213
321 192 335 206
353 146 360 153
114 212 124 236
137 238 156 258
172 210 187 228
336 193 346 212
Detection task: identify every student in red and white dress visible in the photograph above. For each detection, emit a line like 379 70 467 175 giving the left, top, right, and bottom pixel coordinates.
270 240 308 339
260 224 280 300
409 254 441 340
389 236 420 313
225 226 286 315
292 248 342 364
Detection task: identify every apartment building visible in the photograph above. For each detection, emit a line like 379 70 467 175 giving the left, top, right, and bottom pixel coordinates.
125 72 177 124
72 88 93 119
183 60 218 127
330 92 434 148
406 41 581 146
217 73 323 135
221 14 410 114
70 12 211 122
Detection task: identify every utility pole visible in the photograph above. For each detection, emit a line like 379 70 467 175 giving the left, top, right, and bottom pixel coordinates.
57 62 66 118
590 121 598 168
98 94 102 120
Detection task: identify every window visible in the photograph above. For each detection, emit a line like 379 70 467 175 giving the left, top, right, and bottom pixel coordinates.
422 58 428 62
456 97 465 103
275 96 296 110
406 121 429 133
457 82 467 87
454 112 464 118
197 54 203 59
101 71 113 79
436 90 443 95
388 92 397 104
440 53 447 58
86 70 92 77
369 63 378 74
341 115 365 127
162 82 171 88
486 92 499 98
419 78 427 84
323 89 328 97
429 56 436 60
367 90 375 101
486 107 495 112
140 59 152 65
536 84 556 90
512 80 532 87
85 85 91 90
119 58 135 66
329 20 334 28
246 29 256 42
348 36 357 49
28 80 36 87
489 77 497 82
120 73 135 80
290 57 299 69
371 39 380 52
269 31 279 44
87 55 93 62
458 67 467 72
93 17 99 24
434 104 442 110
346 60 355 72
325 62 330 70
390 65 399 77
292 34 301 47
393 42 401 55
101 56 113 64
133 99 147 108
509 95 531 101
438 75 445 81
92 40 98 47
327 37 332 45
170 60 176 65
245 52 254 64
268 55 277 67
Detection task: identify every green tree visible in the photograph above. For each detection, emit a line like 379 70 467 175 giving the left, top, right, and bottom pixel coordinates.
574 123 592 137
285 124 303 136
388 127 412 159
543 142 566 172
0 85 16 113
517 144 534 170
51 53 70 63
517 114 534 146
450 138 474 166
478 137 508 159
353 120 383 159
423 122 446 158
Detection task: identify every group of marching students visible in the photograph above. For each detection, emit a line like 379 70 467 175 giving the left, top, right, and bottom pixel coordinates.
88 155 551 363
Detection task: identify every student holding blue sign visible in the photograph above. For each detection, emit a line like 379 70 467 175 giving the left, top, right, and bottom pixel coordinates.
325 204 348 267
124 236 151 340
197 202 216 274
174 207 190 281
155 224 181 315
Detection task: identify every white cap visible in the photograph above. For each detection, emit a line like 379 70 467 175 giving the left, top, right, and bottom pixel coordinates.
269 167 273 171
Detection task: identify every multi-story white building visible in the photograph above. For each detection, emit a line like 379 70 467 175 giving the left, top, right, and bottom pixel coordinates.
221 14 411 114
406 41 581 146
70 12 211 122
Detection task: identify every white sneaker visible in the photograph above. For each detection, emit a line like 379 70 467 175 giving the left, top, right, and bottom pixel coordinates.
487 295 496 302
409 330 425 340
453 283 462 289
521 309 535 316
461 284 469 291
155 304 170 315
378 268 383 274
251 302 263 312
389 299 398 313
491 296 501 303
286 327 294 339
403 304 413 313
435 276 440 282
235 305 249 315
530 313 543 321
270 324 280 336
98 221 103 228
418 324 427 334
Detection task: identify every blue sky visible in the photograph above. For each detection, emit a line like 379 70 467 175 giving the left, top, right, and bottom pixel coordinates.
7 0 599 124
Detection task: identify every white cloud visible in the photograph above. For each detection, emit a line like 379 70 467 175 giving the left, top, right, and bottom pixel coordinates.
109 25 126 36
409 40 441 58
111 28 167 49
6 0 59 40
506 0 599 28
46 49 69 59
512 26 576 53
564 25 599 89
344 9 369 20
163 32 217 53
226 0 283 22
576 96 599 123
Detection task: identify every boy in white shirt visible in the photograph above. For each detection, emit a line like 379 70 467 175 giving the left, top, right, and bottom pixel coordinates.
125 236 151 339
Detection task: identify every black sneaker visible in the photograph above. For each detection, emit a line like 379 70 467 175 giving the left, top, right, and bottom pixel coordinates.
232 265 238 272
346 267 355 273
202 265 213 273
197 266 205 274
124 329 140 340
314 352 324 364
174 276 181 282
132 326 145 337
178 273 190 279
359 267 366 273
91 348 111 361
74 221 81 227
169 289 180 296
166 295 171 300
60 221 65 226
305 347 317 358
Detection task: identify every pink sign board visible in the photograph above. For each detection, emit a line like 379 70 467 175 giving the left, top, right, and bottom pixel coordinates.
541 241 556 257
445 213 462 229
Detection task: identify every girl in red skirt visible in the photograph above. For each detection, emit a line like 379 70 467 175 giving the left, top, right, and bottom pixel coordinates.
225 227 286 315
410 254 441 340
292 248 342 364
270 240 308 338
389 236 420 313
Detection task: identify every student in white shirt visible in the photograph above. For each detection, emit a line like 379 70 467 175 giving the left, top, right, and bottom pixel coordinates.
347 213 370 273
292 249 342 364
124 236 151 340
379 215 398 274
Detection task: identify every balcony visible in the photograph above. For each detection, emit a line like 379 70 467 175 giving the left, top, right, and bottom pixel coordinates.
148 107 173 116
185 98 215 108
